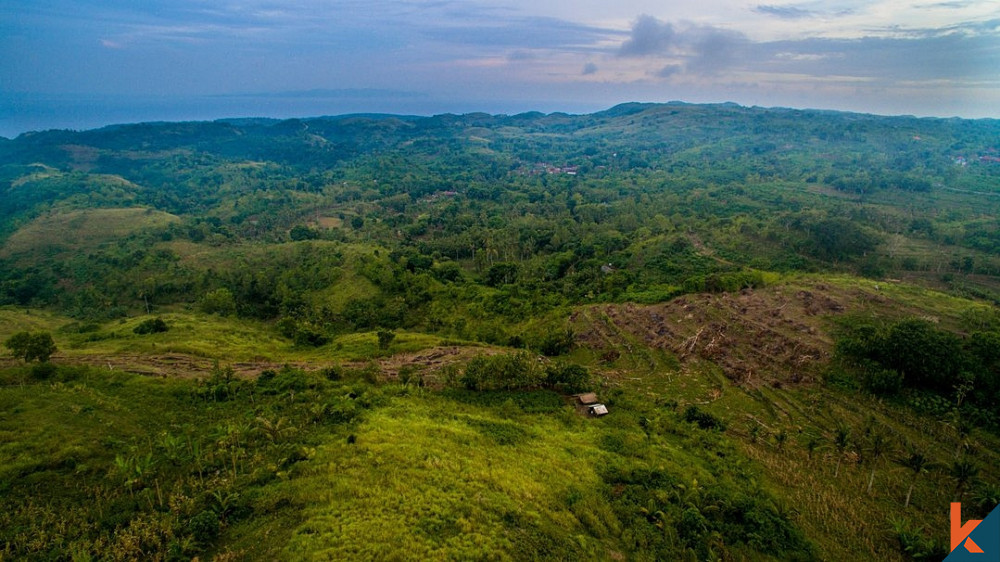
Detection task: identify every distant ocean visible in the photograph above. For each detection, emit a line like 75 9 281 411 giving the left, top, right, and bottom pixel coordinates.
0 91 600 138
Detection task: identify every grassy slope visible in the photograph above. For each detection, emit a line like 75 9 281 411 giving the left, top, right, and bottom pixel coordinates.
1 207 180 258
1 275 998 560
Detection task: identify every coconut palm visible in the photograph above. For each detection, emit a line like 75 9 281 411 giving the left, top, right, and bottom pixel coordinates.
863 426 894 495
833 424 850 478
951 458 980 501
895 448 931 508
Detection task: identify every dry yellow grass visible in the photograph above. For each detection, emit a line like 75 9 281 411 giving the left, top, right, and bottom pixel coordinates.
1 207 179 257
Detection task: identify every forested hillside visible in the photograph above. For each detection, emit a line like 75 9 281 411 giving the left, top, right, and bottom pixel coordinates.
1 103 998 560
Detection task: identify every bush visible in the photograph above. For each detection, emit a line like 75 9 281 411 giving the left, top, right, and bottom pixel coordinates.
537 329 574 357
861 362 903 396
320 365 343 381
30 362 58 380
377 329 396 350
683 405 726 431
545 363 591 393
133 317 168 335
4 331 57 363
257 366 308 395
461 352 543 391
289 225 319 241
199 288 236 316
188 510 219 545
277 317 330 347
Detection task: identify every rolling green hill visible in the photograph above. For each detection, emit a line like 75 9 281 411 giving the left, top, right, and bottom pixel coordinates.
1 103 998 560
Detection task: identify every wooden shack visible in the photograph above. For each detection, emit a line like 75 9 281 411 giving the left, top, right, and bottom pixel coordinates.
588 404 609 416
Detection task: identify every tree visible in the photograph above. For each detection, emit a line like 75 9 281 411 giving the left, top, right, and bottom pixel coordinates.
950 458 980 501
896 448 931 508
803 217 879 262
4 331 57 363
290 225 319 241
200 288 237 316
833 425 851 478
862 426 894 495
377 329 396 351
545 363 591 392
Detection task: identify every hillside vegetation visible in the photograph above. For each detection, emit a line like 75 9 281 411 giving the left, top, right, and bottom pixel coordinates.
1 103 998 560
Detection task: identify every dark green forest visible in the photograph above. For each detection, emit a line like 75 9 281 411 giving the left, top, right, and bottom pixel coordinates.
1 103 999 560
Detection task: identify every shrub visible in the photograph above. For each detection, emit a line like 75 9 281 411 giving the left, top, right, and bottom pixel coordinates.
257 366 309 395
320 365 343 381
683 405 726 431
537 329 574 357
30 362 58 380
861 362 903 396
461 352 543 391
200 288 236 316
376 329 396 350
133 317 168 335
187 510 219 545
4 331 57 363
545 363 591 393
289 224 319 241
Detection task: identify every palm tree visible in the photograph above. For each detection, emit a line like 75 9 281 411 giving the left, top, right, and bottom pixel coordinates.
952 415 973 458
896 448 930 508
833 425 850 478
971 482 1000 517
863 427 893 495
951 458 980 501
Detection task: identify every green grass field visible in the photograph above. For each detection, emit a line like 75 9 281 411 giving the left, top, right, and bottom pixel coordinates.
1 277 997 560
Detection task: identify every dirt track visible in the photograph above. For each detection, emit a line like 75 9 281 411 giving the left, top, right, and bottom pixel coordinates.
2 345 502 383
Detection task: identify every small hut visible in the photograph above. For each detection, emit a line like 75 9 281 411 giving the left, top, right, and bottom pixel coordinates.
575 392 599 405
588 404 609 416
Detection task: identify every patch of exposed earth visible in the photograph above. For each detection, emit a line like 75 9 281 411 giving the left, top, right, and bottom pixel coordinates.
570 282 886 386
9 345 502 383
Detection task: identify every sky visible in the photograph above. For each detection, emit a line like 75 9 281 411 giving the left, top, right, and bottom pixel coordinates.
1 0 999 136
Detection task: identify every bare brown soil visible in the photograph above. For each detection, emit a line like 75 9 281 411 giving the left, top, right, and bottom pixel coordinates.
8 345 502 383
571 282 858 386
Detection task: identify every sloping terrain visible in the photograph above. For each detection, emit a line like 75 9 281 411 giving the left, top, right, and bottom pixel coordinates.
1 207 179 257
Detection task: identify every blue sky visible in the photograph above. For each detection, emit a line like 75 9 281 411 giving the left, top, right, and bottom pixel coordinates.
1 0 998 135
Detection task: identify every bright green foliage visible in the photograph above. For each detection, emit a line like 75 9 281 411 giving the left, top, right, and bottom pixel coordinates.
199 288 237 316
544 362 591 393
4 330 56 362
460 352 542 391
836 317 999 425
1 103 999 560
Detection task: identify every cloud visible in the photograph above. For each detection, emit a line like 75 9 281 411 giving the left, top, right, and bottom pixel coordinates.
618 15 676 57
685 25 748 73
756 32 1000 82
754 5 816 19
582 62 598 75
656 64 683 78
611 11 1000 88
916 1 976 8
616 15 749 75
425 16 620 53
